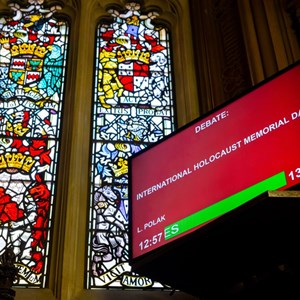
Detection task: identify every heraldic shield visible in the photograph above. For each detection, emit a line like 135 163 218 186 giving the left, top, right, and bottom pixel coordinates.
9 43 45 86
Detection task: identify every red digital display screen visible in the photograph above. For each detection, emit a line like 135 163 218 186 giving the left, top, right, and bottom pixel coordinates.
129 62 300 260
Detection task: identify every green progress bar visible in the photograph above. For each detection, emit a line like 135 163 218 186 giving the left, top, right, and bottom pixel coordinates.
164 171 287 240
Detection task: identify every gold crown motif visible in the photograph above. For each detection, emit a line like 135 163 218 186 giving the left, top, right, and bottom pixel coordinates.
110 157 128 177
0 37 9 44
117 49 150 64
0 152 36 173
10 43 48 58
6 122 30 136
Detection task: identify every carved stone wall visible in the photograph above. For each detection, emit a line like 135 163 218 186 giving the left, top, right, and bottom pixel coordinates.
284 0 300 44
189 0 300 113
189 0 252 111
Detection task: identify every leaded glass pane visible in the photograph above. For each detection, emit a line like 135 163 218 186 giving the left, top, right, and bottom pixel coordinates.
88 2 175 289
0 0 68 287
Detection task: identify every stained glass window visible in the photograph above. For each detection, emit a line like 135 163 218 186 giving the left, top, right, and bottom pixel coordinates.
88 2 175 289
0 0 68 287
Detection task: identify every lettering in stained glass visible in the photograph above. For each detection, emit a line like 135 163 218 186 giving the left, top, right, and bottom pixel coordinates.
0 0 68 287
88 2 175 289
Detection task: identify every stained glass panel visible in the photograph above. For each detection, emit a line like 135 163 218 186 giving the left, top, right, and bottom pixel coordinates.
88 2 175 289
0 0 68 287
